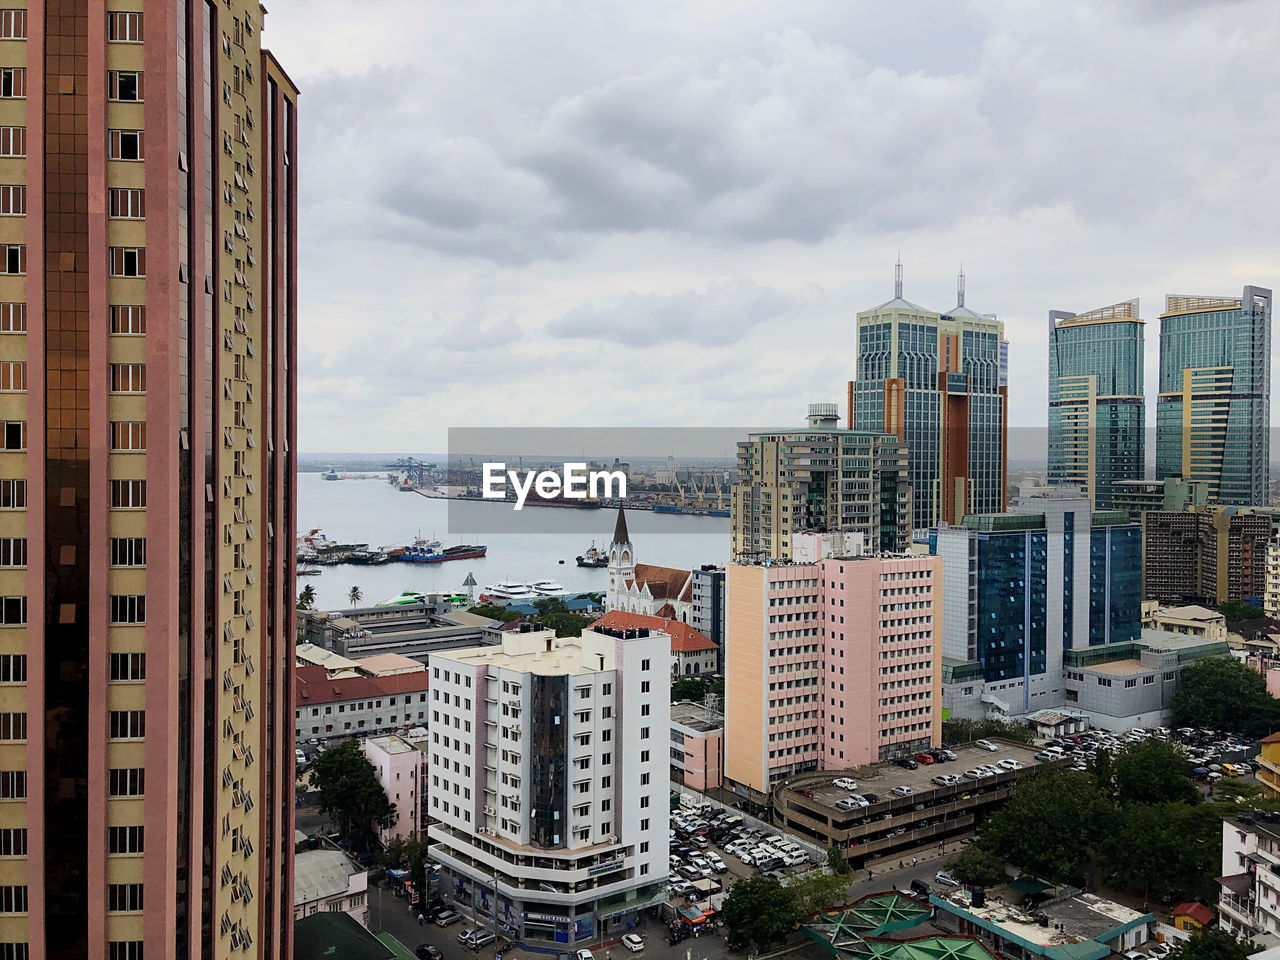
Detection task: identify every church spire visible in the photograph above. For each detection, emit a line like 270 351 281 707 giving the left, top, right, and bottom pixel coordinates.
612 506 630 546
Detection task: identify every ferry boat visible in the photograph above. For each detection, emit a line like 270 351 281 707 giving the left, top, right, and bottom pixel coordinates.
377 590 428 606
530 579 567 596
483 581 536 600
323 469 339 481
575 542 609 567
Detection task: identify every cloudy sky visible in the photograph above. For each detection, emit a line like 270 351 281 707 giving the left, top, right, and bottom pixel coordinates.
265 0 1280 454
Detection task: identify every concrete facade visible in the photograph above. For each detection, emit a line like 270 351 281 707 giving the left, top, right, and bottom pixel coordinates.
670 701 724 791
361 735 421 843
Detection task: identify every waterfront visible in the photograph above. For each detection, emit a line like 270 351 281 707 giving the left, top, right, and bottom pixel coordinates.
296 472 729 610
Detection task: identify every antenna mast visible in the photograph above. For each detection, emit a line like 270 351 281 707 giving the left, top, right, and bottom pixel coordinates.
894 253 903 299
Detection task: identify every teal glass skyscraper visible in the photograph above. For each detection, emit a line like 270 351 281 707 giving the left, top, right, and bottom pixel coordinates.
1157 287 1272 505
1047 300 1145 508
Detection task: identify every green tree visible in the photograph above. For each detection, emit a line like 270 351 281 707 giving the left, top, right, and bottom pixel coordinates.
297 584 317 610
1217 600 1265 624
982 769 1109 882
348 585 363 606
309 740 396 854
947 843 1006 887
788 871 850 920
539 612 593 637
722 876 797 950
942 718 1035 746
468 603 522 623
410 848 429 907
1170 930 1259 960
376 835 426 870
1174 657 1280 738
533 597 569 616
1100 802 1221 904
1087 747 1115 790
671 678 707 703
1214 779 1265 805
827 844 850 875
1112 739 1201 806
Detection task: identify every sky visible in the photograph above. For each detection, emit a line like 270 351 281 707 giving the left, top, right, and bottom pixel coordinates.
264 0 1280 454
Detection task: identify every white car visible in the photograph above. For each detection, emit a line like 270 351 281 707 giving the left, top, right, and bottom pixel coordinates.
578 951 595 960
738 851 757 866
978 764 1001 776
783 851 807 866
706 854 728 873
891 785 912 797
997 758 1022 771
833 777 858 790
935 870 961 887
621 934 645 953
963 768 990 780
848 794 871 807
975 739 998 751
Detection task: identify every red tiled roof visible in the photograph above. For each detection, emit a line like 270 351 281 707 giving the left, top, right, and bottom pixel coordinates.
295 663 429 706
1262 732 1280 744
1173 902 1213 926
626 563 692 603
591 611 716 653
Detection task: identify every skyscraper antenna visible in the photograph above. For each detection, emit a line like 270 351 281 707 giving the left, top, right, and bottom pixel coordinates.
894 253 903 299
958 263 966 308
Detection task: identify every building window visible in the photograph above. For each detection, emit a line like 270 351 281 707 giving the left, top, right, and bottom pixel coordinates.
107 11 142 42
108 129 143 161
0 714 23 741
106 883 143 913
109 247 145 277
108 710 145 740
110 305 146 335
0 304 23 333
108 944 142 960
0 363 21 393
0 422 20 451
108 768 144 797
0 187 23 216
109 653 146 681
108 538 146 567
0 68 22 99
0 128 22 158
0 656 23 683
0 11 27 39
109 595 145 624
108 363 146 393
109 421 146 451
0 771 23 800
0 539 23 567
107 71 142 102
0 828 21 857
0 245 24 275
0 887 25 913
0 598 23 625
110 479 146 508
108 188 145 219
107 826 144 854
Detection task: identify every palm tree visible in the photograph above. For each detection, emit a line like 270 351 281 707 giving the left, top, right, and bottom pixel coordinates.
297 584 317 610
348 585 363 607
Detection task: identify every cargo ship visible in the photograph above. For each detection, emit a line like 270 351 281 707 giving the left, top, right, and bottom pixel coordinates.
652 504 730 517
386 536 487 564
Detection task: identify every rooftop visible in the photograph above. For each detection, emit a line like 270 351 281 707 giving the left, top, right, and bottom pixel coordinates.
356 653 427 676
364 734 416 756
1087 659 1146 677
592 610 717 652
804 891 996 960
1149 605 1223 623
671 700 724 733
294 912 396 960
431 626 664 676
294 848 364 906
295 663 431 706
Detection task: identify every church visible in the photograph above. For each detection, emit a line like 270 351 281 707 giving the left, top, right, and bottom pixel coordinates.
605 507 694 623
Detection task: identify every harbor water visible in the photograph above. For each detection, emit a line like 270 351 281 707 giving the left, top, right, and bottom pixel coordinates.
296 472 730 610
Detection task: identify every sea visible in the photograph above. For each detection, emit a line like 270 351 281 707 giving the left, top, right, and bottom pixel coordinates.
296 472 730 610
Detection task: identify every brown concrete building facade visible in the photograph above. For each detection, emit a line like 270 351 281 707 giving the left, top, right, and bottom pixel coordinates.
1142 506 1276 606
0 3 297 957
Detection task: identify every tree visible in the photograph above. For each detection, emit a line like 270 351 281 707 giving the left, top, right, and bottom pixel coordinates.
309 740 396 854
982 769 1110 882
827 844 850 875
1174 657 1280 738
410 848 429 907
942 717 1036 746
1111 739 1201 806
468 603 521 623
348 585 363 606
788 871 850 920
539 612 593 637
297 584 317 610
1100 802 1221 904
377 835 427 870
671 678 707 703
1214 779 1265 805
1217 600 1264 625
533 597 568 616
722 876 797 950
947 843 1006 887
1170 930 1259 960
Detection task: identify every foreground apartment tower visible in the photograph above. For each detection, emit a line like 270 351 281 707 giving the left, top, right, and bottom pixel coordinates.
1047 300 1144 508
1156 287 1272 505
0 3 298 957
851 265 1007 537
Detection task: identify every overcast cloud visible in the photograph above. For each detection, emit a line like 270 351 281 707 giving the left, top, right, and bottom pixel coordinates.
264 0 1280 453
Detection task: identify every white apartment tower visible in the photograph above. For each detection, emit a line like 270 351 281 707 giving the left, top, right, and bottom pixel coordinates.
426 625 670 945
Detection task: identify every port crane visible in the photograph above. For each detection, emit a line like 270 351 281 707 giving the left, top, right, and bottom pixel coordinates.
385 457 431 488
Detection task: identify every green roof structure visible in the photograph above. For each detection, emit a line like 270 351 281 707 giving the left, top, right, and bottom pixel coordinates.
803 892 996 960
294 912 397 960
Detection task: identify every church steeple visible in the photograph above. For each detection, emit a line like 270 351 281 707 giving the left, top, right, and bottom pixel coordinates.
612 506 630 548
607 508 635 609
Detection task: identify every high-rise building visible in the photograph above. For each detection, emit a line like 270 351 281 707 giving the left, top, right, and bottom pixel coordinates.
426 626 670 945
851 265 1007 536
730 404 910 562
1156 287 1272 505
724 541 940 800
689 563 725 656
1112 478 1209 522
0 5 298 957
931 492 1141 719
1142 506 1278 607
1047 299 1145 508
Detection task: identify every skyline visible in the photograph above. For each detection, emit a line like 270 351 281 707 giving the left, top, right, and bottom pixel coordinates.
264 0 1280 452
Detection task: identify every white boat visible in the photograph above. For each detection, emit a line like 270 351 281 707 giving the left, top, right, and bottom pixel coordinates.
483 581 536 600
530 579 568 596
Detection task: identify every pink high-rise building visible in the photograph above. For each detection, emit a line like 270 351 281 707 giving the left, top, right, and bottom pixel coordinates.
725 544 940 799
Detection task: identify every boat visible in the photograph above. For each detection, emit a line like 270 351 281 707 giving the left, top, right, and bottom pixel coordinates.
388 536 487 564
483 581 537 600
575 542 609 567
323 469 339 481
377 590 429 606
297 565 322 577
530 579 567 596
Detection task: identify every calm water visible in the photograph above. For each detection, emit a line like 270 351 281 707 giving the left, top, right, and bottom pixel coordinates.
296 473 729 609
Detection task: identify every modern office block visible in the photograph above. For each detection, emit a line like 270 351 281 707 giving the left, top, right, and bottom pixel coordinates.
1156 287 1272 505
1048 300 1144 508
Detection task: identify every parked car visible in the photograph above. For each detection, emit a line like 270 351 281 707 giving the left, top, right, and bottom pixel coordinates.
620 934 645 953
757 855 783 871
578 951 595 960
833 777 858 790
784 851 807 866
861 792 880 804
707 853 728 873
456 928 479 944
895 757 919 769
914 752 936 764
975 739 998 751
679 863 702 880
934 871 960 887
738 851 758 866
932 775 954 787
963 768 988 780
939 749 959 761
416 947 443 960
849 794 871 807
434 912 462 927
1034 751 1055 761
997 758 1022 771
466 931 497 950
910 878 934 898
891 785 912 797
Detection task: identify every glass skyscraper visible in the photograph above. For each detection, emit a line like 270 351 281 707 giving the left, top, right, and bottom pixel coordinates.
852 266 1007 537
1157 287 1272 505
1047 300 1145 508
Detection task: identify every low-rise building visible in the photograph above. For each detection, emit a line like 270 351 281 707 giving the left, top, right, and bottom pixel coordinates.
425 625 670 945
295 663 432 741
294 846 369 926
1247 656 1280 700
671 700 723 791
1219 812 1280 945
298 597 497 660
362 735 422 842
932 883 1154 960
591 611 718 677
1256 734 1280 799
1142 603 1228 641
